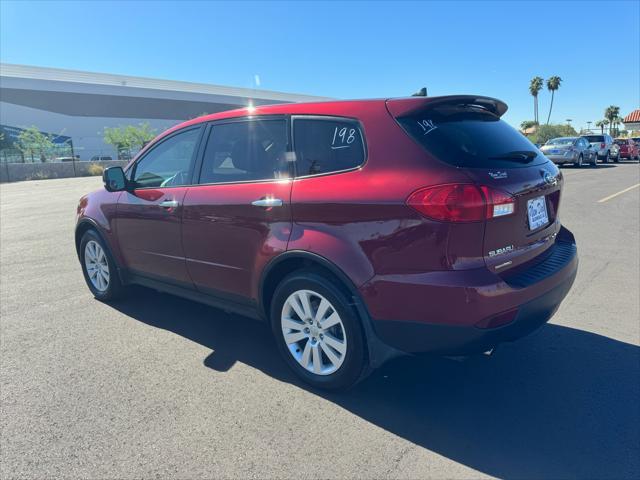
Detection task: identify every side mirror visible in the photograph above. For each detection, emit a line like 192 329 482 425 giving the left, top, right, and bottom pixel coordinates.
103 166 127 192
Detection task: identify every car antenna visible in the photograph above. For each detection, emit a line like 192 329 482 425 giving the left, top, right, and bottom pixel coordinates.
412 87 428 97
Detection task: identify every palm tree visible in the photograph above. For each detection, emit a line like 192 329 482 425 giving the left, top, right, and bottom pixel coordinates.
529 77 544 124
612 117 622 137
545 76 562 124
604 106 620 135
595 119 609 134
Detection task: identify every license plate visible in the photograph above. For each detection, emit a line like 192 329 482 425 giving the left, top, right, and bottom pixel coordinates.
527 196 549 231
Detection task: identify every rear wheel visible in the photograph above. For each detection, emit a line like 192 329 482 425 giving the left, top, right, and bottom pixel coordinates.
270 270 368 390
80 229 125 301
575 154 583 167
602 151 610 163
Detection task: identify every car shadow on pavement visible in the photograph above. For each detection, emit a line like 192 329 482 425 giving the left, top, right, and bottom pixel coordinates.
110 287 639 479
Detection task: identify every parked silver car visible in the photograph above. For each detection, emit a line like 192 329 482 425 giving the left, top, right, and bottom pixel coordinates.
582 134 619 163
539 136 598 167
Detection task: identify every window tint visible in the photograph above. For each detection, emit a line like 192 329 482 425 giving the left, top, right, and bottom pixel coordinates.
584 135 604 143
398 107 545 168
199 120 289 184
293 118 365 176
133 128 200 188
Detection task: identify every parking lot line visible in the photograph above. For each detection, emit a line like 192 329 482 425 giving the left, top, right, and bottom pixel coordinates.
597 183 640 203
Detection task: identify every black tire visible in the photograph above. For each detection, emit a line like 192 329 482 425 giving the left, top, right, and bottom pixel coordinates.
79 229 125 301
270 269 368 391
603 151 610 164
575 154 583 167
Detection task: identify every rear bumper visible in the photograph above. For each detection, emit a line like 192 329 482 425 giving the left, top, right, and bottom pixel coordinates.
361 227 578 355
547 154 577 164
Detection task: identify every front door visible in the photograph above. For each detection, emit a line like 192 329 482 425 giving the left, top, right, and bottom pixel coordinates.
116 126 203 284
181 118 292 301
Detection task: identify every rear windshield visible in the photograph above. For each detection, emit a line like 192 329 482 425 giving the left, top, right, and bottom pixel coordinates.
397 107 545 168
584 135 604 142
546 137 576 145
614 139 628 145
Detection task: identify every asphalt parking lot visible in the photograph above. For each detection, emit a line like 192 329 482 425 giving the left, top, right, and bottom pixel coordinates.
1 162 639 479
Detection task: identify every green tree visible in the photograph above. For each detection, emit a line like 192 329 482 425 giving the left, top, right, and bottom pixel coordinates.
529 76 544 124
531 123 577 145
545 76 562 124
15 126 55 163
520 120 537 134
103 123 156 159
611 116 623 137
595 119 608 134
604 106 620 135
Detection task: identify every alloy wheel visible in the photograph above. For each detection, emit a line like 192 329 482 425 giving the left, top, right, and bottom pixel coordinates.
84 240 110 292
281 289 347 375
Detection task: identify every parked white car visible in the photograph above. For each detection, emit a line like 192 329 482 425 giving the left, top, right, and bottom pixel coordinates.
582 134 619 163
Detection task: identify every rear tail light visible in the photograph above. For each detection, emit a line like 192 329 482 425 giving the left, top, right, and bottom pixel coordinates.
406 184 516 222
601 143 606 149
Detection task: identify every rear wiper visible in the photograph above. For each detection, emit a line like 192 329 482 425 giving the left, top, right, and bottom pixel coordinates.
488 150 538 163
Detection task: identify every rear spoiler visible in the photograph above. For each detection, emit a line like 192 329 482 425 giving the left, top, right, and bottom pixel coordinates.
386 95 508 118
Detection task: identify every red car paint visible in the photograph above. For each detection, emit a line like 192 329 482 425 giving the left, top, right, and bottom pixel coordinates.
76 95 578 356
615 138 639 159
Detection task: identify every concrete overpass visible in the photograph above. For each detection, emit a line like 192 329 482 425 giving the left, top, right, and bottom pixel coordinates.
0 63 330 160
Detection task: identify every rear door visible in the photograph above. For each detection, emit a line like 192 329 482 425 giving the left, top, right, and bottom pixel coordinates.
181 117 293 301
393 100 562 274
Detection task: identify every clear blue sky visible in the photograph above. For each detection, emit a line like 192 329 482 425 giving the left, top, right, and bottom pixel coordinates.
1 0 638 130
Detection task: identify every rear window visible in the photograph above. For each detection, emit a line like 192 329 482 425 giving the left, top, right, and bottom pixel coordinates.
547 137 576 145
293 118 365 176
584 135 605 143
397 107 544 168
614 139 628 145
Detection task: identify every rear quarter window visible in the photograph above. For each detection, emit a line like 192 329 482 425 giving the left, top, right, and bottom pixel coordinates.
397 108 544 168
293 118 365 176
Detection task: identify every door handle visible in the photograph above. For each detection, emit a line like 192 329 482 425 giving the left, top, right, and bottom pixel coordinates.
251 198 283 208
159 199 180 209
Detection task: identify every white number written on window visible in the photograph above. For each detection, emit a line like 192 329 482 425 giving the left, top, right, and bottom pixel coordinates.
417 119 437 135
331 126 357 149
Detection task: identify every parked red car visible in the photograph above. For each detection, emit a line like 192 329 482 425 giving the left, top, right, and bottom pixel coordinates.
614 138 640 160
76 95 578 390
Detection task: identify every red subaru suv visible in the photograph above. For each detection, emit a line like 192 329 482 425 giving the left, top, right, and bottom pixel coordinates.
76 95 578 390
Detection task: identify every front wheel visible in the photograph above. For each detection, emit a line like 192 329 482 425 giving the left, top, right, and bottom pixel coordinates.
575 154 583 167
80 229 125 301
271 270 368 390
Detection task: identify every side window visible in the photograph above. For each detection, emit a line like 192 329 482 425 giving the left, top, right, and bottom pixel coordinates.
293 118 365 176
133 128 200 188
199 119 289 184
